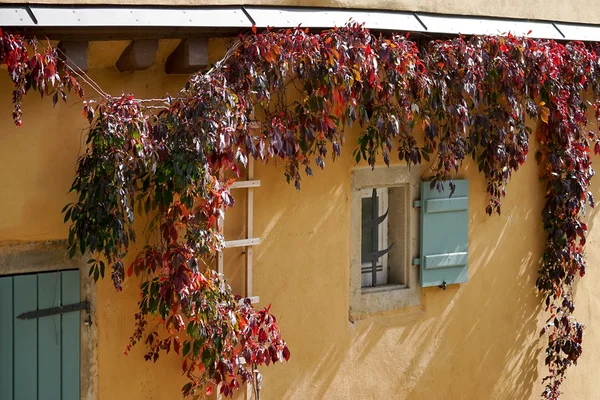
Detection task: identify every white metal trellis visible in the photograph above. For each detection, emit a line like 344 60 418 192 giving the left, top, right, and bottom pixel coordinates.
216 156 260 304
215 156 261 400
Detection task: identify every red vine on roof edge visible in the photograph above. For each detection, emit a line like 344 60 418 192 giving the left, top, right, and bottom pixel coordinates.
2 23 600 399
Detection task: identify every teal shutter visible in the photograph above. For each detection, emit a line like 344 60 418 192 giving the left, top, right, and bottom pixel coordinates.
0 277 14 399
38 272 62 400
61 270 81 400
419 180 469 288
13 274 37 400
0 270 81 400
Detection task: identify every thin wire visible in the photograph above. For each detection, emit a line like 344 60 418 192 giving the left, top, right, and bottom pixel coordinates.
135 98 179 103
142 105 170 110
55 47 111 100
53 35 245 105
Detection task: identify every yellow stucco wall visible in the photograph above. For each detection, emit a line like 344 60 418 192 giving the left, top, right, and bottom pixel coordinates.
2 38 600 400
0 0 599 25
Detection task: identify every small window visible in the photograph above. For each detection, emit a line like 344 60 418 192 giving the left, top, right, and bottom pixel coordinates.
350 165 421 320
360 188 389 287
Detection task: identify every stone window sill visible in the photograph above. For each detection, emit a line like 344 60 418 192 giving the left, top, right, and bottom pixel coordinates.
361 284 407 294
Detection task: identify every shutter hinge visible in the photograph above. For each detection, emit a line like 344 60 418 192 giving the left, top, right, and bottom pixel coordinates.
17 300 90 320
412 257 421 266
413 200 421 208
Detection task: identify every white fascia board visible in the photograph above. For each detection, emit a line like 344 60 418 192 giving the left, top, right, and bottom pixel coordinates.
415 13 564 39
554 23 600 41
244 6 425 32
1 6 251 28
0 6 35 26
2 5 600 43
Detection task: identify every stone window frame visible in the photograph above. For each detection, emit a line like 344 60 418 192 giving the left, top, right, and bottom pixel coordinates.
350 165 421 320
0 241 98 400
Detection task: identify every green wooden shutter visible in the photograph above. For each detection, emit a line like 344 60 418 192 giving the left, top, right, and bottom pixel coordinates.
61 270 81 400
419 180 469 287
0 277 14 399
0 270 80 400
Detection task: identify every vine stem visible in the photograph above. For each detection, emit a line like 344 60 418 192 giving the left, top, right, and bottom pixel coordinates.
252 363 260 400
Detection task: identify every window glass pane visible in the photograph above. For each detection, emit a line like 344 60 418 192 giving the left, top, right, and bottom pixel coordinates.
361 195 378 264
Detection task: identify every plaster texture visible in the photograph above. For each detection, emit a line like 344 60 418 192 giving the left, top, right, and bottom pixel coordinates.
1 38 600 400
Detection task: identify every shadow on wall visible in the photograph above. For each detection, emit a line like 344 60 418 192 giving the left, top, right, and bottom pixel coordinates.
338 203 542 399
245 148 600 400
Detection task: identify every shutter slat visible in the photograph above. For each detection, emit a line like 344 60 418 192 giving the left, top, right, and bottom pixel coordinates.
61 270 80 400
13 275 38 400
38 272 62 400
420 181 469 287
424 197 468 213
0 277 13 400
423 252 468 269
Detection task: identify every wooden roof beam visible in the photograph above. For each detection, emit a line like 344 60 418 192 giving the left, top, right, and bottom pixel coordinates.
165 38 208 75
57 41 88 72
116 39 158 72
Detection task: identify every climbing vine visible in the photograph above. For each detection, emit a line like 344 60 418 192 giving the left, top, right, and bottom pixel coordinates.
2 24 600 399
